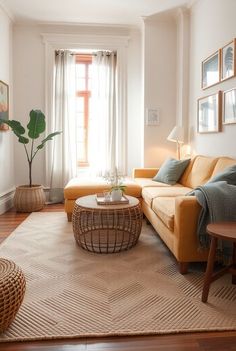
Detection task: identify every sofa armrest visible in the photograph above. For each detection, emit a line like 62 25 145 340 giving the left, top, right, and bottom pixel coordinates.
174 196 204 261
132 168 159 178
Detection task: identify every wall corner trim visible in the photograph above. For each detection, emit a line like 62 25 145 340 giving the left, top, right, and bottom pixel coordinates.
187 0 201 9
0 0 15 22
0 187 15 215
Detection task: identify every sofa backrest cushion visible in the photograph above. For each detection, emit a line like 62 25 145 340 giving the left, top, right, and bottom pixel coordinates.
211 157 236 178
208 164 236 185
179 155 218 189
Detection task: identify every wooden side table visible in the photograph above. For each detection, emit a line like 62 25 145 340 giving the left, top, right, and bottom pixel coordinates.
202 222 236 303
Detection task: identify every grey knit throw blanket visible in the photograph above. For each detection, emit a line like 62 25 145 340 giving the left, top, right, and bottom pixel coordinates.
189 181 236 262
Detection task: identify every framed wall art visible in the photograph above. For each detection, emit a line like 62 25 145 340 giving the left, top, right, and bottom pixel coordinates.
0 80 9 131
221 39 235 81
202 50 220 89
223 88 236 124
197 91 222 133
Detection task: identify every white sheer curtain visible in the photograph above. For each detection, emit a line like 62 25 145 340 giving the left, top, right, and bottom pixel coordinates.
88 51 118 177
45 50 77 202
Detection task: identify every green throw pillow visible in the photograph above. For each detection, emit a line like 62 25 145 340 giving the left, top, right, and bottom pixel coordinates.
153 158 190 185
207 164 236 185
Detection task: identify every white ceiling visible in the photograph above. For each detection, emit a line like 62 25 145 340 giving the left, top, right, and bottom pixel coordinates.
1 0 192 26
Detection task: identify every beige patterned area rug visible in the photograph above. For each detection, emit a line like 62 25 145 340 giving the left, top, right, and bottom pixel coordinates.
0 212 236 342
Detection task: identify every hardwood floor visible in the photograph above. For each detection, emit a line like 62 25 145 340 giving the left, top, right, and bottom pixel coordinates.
0 205 236 351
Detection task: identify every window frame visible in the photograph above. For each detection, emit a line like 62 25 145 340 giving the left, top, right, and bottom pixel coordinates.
75 54 92 167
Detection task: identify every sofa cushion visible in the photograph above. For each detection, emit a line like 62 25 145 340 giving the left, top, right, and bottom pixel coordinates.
64 177 142 200
179 155 218 188
142 185 192 207
211 157 236 178
134 178 171 188
153 158 190 185
208 164 236 185
152 197 175 231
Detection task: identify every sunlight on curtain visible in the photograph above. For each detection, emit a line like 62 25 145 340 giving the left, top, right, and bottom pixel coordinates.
45 50 77 202
88 51 117 177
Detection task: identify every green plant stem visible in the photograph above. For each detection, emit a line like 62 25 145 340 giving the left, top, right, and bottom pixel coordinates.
31 148 39 161
29 161 32 187
23 144 30 163
30 138 34 162
29 139 35 187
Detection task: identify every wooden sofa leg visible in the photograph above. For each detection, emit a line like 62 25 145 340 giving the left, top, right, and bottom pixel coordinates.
67 213 72 222
179 262 189 274
144 216 151 225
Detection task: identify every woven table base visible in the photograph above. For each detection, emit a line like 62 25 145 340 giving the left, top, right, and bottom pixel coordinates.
0 258 26 333
73 195 143 253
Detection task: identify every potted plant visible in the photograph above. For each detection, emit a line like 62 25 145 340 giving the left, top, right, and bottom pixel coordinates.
104 168 126 201
0 110 61 212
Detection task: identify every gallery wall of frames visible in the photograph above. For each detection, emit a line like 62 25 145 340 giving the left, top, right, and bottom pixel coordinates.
198 38 236 133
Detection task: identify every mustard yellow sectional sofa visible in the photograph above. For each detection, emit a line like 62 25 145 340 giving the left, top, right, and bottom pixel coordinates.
133 155 236 273
64 155 236 274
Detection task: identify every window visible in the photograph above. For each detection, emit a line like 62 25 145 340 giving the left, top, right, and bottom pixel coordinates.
75 54 92 167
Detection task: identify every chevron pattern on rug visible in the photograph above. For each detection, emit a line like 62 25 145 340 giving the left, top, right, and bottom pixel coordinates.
0 212 235 342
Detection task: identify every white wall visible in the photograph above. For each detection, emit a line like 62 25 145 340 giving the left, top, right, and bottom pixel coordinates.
0 5 15 214
143 12 177 167
189 0 236 158
13 23 142 182
127 28 142 175
13 25 45 186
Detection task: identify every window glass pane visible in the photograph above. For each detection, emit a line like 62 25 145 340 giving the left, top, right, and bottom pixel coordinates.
76 64 85 77
77 78 85 91
77 127 84 141
88 64 92 78
78 143 86 161
88 97 93 121
88 78 92 90
77 112 84 127
76 97 84 113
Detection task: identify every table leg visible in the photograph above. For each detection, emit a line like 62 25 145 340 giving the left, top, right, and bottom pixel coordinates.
232 242 236 285
202 236 218 303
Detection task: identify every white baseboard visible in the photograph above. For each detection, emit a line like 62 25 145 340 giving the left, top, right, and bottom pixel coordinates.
0 188 15 215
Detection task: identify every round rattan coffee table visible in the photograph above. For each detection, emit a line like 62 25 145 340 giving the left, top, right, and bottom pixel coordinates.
72 195 142 253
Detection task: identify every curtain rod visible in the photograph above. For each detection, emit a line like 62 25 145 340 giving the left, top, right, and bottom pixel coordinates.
55 50 116 56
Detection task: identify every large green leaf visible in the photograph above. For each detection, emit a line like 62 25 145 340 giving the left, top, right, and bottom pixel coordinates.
17 134 29 144
27 110 46 139
0 119 25 134
0 119 29 144
36 131 62 150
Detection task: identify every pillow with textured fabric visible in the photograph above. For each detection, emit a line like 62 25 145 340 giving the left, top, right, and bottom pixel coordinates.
153 158 190 185
207 164 236 185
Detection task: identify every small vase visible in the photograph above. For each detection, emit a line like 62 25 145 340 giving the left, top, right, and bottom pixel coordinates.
111 189 122 202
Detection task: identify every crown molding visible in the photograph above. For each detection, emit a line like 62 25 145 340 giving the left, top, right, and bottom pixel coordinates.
187 0 201 9
0 0 15 21
41 32 130 49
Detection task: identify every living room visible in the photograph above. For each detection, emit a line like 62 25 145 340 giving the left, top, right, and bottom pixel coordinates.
0 0 236 350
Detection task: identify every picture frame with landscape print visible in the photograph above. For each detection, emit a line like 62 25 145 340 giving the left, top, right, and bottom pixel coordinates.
0 80 9 131
198 92 222 133
223 88 236 125
221 39 235 81
202 50 220 89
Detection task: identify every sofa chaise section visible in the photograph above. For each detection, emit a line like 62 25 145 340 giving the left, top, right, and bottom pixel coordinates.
64 177 142 221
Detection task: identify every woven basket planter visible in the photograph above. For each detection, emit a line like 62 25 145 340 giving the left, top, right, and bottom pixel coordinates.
0 258 26 333
14 185 46 212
